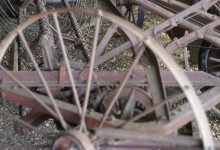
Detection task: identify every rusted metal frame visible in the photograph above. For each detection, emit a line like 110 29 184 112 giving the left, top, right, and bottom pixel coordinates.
131 0 210 34
102 86 152 120
0 86 163 131
154 0 190 11
0 70 220 87
95 41 133 67
94 28 143 66
98 46 146 128
156 1 220 40
96 128 220 149
204 34 220 49
141 38 214 149
117 91 186 129
62 0 90 61
206 28 220 39
165 19 220 53
99 144 203 150
156 1 220 52
139 49 170 121
0 65 63 130
95 25 138 66
162 71 220 87
155 0 220 23
96 128 204 149
0 9 214 148
130 0 220 48
19 31 68 129
95 24 118 58
95 0 220 64
0 70 147 87
151 0 220 25
1 5 213 62
94 0 220 66
112 89 220 148
163 86 220 134
35 0 58 70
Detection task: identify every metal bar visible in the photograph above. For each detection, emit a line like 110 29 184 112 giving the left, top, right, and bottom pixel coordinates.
98 46 145 128
164 86 220 134
96 128 220 149
0 70 219 87
19 31 68 129
0 86 162 131
52 11 83 127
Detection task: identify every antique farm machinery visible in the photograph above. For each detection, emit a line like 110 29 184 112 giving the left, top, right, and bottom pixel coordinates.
0 0 219 149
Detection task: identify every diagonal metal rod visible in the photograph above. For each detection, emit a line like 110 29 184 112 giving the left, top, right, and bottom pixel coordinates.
19 31 68 130
98 45 145 128
0 65 59 123
79 15 101 132
52 12 85 130
95 24 118 58
117 92 186 128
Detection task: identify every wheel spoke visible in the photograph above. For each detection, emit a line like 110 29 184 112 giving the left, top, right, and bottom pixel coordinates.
80 15 101 131
19 31 68 130
209 57 220 63
52 12 83 120
95 24 118 57
98 46 145 128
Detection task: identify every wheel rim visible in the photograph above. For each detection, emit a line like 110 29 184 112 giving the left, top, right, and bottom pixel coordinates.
0 8 214 149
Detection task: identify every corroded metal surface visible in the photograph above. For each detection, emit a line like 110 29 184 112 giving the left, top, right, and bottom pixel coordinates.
0 0 219 149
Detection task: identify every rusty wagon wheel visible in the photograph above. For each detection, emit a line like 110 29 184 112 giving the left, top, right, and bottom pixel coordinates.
0 8 215 149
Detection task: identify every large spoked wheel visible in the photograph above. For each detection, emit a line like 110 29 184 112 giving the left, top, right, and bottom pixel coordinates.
0 8 214 149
